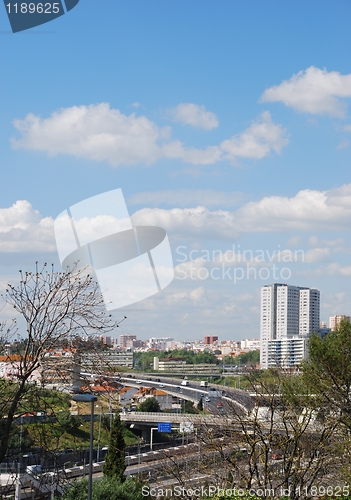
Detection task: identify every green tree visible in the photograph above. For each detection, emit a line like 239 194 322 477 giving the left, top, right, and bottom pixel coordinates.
183 400 198 414
103 414 126 481
62 477 144 500
137 397 161 412
198 397 203 411
223 350 260 366
56 410 82 432
302 319 351 431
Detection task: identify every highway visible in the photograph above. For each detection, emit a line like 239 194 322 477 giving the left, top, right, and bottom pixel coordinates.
120 375 252 413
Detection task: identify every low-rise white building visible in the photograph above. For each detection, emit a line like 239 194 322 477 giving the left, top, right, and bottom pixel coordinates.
266 336 309 369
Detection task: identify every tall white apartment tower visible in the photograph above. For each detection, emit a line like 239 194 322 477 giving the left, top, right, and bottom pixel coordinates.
299 288 320 336
260 283 320 369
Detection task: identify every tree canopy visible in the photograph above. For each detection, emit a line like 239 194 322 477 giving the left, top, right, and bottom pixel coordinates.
103 414 126 481
302 319 351 430
137 397 161 412
62 477 144 500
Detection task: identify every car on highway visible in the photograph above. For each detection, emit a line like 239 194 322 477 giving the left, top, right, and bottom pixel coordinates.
159 384 165 388
205 397 210 402
200 393 204 397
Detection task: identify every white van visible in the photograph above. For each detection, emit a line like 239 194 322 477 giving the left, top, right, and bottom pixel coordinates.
200 381 208 387
181 380 189 386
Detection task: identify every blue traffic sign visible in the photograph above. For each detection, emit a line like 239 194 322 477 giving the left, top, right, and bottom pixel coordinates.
158 422 171 433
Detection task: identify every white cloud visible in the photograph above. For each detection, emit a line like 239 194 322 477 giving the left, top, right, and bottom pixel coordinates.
131 182 351 240
12 104 164 166
261 66 351 117
308 236 344 247
0 201 55 253
220 111 289 160
128 189 246 207
286 236 303 247
324 263 351 276
167 103 219 130
337 140 349 149
303 248 331 263
5 184 351 259
235 184 351 232
11 104 288 166
131 206 240 240
300 263 351 277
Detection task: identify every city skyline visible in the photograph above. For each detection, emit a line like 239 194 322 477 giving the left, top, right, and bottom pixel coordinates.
1 2 351 340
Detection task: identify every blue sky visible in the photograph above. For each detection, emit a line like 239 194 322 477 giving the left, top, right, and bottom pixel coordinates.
1 0 351 341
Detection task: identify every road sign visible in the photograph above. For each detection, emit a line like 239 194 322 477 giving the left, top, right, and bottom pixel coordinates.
158 422 172 433
180 422 194 433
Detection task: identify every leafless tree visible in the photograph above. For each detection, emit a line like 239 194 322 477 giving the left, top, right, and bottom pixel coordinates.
0 262 125 465
156 371 345 499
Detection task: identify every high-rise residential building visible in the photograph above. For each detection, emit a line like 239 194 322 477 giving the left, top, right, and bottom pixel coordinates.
119 334 137 349
299 288 320 336
329 315 351 330
260 283 320 369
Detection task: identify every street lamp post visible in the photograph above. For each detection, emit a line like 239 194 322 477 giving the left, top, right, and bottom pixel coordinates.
72 394 98 500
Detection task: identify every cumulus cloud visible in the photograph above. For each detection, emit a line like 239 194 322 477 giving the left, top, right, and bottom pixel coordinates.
220 111 289 160
299 263 351 277
0 200 55 253
235 185 351 232
167 103 219 130
131 206 240 240
11 104 287 166
303 248 331 263
128 189 246 208
12 104 164 166
261 66 351 117
308 236 344 247
131 182 351 240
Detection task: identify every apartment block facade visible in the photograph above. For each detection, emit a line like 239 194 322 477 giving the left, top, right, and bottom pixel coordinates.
260 283 320 369
329 315 351 330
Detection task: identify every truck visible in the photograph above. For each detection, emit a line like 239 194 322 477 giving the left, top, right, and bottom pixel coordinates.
181 380 189 386
200 381 208 387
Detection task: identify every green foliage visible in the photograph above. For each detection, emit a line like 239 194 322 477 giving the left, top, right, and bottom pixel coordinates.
137 397 161 412
170 348 218 364
302 319 351 430
183 400 198 414
62 477 144 500
103 414 126 481
197 397 203 411
222 350 260 365
56 410 83 432
133 350 166 370
133 349 219 370
0 419 33 453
